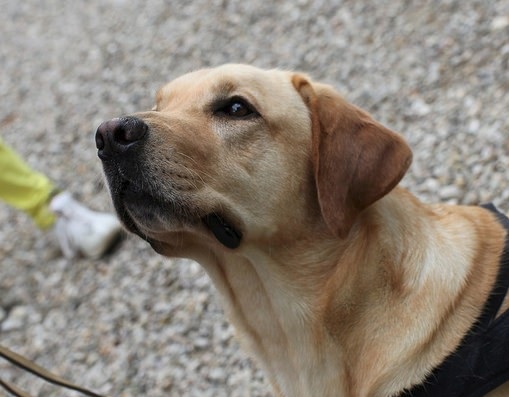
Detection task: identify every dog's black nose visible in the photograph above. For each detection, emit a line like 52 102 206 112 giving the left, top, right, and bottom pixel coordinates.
95 117 148 160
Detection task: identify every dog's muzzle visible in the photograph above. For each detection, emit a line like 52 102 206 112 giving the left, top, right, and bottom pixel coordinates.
95 116 151 237
95 116 243 250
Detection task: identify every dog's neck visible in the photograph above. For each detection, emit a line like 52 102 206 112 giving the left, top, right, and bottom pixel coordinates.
193 188 502 397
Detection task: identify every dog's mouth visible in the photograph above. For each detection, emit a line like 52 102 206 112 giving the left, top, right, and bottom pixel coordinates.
202 213 242 249
110 175 243 249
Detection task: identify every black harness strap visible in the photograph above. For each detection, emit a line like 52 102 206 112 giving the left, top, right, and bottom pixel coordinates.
400 204 509 397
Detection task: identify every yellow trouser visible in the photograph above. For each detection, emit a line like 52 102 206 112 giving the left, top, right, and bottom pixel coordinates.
0 137 56 229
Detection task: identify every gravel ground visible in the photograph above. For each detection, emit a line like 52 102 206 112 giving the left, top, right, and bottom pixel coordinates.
1 1 508 396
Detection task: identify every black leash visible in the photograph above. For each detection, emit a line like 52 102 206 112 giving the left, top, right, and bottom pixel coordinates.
0 344 108 397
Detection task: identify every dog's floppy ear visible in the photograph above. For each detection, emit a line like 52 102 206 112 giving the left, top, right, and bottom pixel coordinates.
292 74 412 238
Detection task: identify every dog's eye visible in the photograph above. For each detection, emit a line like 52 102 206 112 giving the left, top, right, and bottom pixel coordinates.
215 97 258 119
227 101 250 117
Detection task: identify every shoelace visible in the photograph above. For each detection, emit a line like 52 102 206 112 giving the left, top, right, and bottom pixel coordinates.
0 344 108 397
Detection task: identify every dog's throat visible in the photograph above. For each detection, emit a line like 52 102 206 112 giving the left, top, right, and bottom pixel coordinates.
203 213 242 249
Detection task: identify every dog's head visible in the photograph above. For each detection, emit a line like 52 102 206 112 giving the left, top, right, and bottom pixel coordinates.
96 64 412 256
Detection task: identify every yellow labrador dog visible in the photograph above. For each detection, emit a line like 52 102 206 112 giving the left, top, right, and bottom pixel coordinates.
96 64 509 397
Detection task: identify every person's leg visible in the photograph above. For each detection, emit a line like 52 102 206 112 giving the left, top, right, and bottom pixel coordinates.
0 137 56 229
0 137 122 258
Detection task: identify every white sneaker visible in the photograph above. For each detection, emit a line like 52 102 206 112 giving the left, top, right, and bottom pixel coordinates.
49 191 122 259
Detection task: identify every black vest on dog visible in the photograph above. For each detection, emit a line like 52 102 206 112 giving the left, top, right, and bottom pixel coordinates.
399 204 509 397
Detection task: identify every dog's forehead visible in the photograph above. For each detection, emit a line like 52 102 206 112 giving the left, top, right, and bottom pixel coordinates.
156 65 293 105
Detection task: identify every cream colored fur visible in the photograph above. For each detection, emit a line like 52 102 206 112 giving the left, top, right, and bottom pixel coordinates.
102 64 509 397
